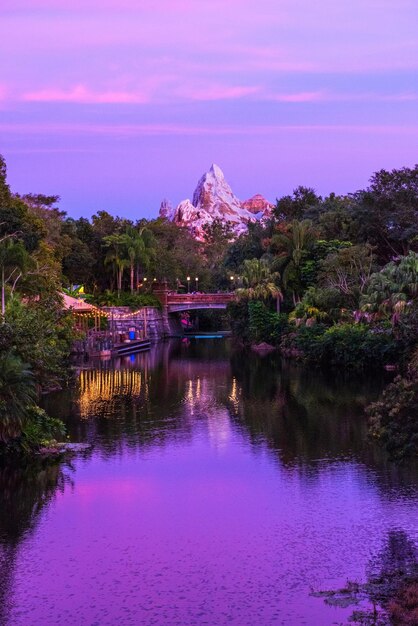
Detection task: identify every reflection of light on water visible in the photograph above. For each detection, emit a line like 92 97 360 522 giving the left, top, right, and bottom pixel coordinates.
228 377 240 414
183 376 233 450
207 408 233 451
78 369 142 419
186 379 195 414
184 377 206 416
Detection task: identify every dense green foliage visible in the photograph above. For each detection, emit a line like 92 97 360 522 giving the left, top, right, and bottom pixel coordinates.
283 323 397 369
248 301 288 345
20 406 66 453
1 152 418 460
0 158 74 453
2 297 74 389
224 164 418 459
90 292 161 309
367 349 418 460
0 351 36 442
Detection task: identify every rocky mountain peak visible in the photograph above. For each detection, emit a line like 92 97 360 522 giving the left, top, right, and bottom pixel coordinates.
159 198 174 220
241 194 274 218
209 163 224 179
159 165 273 240
192 163 242 214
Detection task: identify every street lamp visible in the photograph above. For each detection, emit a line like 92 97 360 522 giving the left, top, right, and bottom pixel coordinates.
187 276 191 293
195 277 199 292
230 275 235 290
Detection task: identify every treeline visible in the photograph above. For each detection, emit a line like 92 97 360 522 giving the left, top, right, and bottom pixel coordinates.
221 165 418 460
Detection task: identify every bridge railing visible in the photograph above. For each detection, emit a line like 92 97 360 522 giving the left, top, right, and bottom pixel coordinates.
166 293 235 305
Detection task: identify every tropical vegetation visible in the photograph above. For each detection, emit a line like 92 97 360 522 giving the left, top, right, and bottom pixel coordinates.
0 153 417 460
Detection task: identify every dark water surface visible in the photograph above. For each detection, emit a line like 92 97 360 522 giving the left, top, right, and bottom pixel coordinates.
1 340 417 625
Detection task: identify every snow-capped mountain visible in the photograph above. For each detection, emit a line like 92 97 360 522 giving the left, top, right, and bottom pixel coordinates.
159 164 273 239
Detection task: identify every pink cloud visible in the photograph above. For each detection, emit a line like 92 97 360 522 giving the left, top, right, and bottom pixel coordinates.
1 0 259 12
21 83 260 104
269 91 324 103
23 84 148 104
2 83 415 106
182 85 261 101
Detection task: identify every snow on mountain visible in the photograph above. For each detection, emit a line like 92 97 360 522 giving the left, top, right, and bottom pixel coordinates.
159 164 273 240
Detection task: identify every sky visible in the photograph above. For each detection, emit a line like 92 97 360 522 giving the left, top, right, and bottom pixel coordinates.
0 0 417 219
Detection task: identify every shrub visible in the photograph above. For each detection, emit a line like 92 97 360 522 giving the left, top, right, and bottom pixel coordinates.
367 359 418 460
302 286 348 321
227 300 250 344
248 301 288 345
284 322 398 369
228 300 288 346
0 350 36 442
21 406 66 451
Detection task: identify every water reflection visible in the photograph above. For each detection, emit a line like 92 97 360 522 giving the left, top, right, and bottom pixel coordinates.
0 460 73 625
44 340 417 485
78 368 145 418
0 339 414 626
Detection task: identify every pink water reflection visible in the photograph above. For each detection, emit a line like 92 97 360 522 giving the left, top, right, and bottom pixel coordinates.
2 343 418 625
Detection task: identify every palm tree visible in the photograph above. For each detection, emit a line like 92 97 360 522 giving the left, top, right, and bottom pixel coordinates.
125 226 156 293
103 234 130 295
0 351 36 442
237 258 283 312
361 251 418 322
271 219 317 304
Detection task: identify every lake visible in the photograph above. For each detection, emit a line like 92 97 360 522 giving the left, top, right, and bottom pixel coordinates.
1 339 417 625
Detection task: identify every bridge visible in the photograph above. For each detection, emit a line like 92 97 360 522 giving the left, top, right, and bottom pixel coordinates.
166 292 234 313
153 282 235 317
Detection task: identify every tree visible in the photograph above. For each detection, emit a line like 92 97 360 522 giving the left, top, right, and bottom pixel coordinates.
125 224 156 293
201 218 234 275
147 218 204 287
237 258 283 312
274 186 322 222
0 351 36 442
271 220 317 304
0 238 29 316
62 238 96 287
317 193 353 240
319 243 375 307
349 165 418 261
103 233 130 294
3 295 74 389
361 251 418 321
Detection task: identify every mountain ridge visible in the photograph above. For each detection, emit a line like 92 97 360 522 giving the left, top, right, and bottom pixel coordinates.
159 164 273 240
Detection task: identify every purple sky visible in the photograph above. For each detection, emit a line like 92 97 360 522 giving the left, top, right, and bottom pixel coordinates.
1 0 417 219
